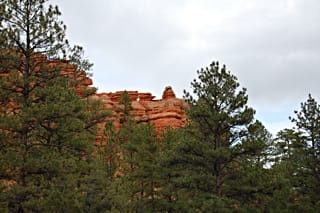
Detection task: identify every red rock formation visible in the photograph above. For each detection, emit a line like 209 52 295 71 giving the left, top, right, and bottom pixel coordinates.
91 87 187 144
0 53 187 143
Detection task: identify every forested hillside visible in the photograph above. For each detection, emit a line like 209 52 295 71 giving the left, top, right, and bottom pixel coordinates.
1 0 319 212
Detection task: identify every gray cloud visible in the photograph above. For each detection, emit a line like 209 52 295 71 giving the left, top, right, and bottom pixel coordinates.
52 0 320 134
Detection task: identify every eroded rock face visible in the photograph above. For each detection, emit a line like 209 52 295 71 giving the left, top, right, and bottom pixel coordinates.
92 86 187 144
0 54 187 143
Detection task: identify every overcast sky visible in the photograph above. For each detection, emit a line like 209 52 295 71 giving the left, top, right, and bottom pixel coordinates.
52 0 320 135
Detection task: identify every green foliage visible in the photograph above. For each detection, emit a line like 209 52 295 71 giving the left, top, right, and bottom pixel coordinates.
155 127 184 212
183 61 255 146
0 0 107 211
102 121 121 177
83 153 131 213
1 0 66 57
1 1 319 211
269 94 320 212
118 90 133 124
282 94 320 209
120 122 160 212
154 61 272 211
290 94 320 151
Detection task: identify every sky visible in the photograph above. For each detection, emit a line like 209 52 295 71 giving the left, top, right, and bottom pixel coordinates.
52 0 320 135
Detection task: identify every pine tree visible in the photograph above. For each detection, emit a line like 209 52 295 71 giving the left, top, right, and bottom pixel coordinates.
83 147 131 212
285 94 320 210
130 124 159 211
155 127 184 212
165 61 266 211
268 95 320 212
118 90 133 124
227 121 275 211
0 0 107 211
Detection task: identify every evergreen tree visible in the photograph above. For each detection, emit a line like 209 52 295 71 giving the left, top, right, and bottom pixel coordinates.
102 120 121 178
118 90 133 125
0 0 107 211
286 94 320 210
83 146 130 213
156 127 184 212
128 123 159 212
227 121 275 211
165 61 268 211
268 95 320 212
117 91 136 175
82 95 133 212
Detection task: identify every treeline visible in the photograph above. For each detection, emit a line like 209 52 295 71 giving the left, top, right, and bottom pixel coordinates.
0 0 319 212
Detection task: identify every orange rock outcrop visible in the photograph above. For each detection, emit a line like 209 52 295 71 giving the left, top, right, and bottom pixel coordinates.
91 86 187 144
54 62 188 141
0 53 187 142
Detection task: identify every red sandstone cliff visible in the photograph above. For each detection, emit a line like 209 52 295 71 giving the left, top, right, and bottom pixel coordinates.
91 86 187 144
53 61 188 139
0 54 187 142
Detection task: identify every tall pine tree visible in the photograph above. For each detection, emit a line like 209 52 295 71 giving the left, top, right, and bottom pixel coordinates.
286 94 320 210
164 61 269 211
0 0 108 211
